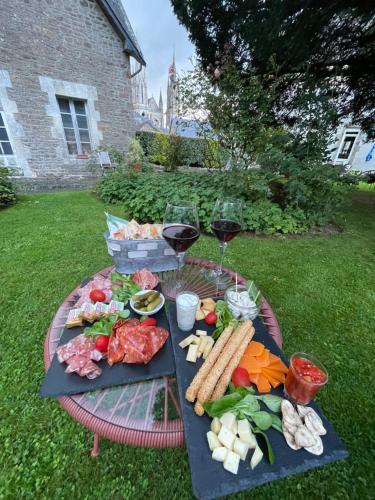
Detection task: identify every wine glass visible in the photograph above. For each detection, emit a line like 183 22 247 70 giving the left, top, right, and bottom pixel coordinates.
206 198 243 288
162 201 200 291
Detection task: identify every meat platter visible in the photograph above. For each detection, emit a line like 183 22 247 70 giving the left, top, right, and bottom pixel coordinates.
40 270 175 398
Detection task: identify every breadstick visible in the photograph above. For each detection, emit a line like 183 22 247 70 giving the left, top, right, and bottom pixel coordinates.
196 320 253 410
185 324 234 402
211 326 255 401
194 401 205 416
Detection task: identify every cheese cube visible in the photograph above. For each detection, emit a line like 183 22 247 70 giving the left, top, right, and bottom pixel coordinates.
196 329 207 336
210 417 221 434
231 419 238 436
220 412 236 430
237 419 251 435
233 438 249 461
186 344 198 363
206 431 221 451
238 419 257 448
198 336 209 353
196 350 202 358
223 450 240 475
217 426 235 450
212 447 227 462
250 446 263 470
179 335 198 349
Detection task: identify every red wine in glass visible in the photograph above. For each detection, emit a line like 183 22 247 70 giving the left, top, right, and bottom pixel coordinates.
206 198 243 288
163 202 200 292
162 224 200 253
211 219 242 243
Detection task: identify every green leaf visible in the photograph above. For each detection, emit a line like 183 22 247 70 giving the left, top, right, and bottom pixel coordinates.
249 411 273 430
251 426 275 464
257 394 282 413
203 393 242 417
270 414 283 433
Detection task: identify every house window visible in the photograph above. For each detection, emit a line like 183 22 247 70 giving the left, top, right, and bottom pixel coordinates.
0 112 13 156
57 97 91 155
337 131 359 160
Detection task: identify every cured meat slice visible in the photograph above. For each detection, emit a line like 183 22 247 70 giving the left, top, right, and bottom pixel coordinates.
64 354 91 373
132 268 159 290
76 277 112 306
145 326 169 358
57 334 102 379
107 318 141 366
79 359 102 378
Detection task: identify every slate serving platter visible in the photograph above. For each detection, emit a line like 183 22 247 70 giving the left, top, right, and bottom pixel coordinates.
167 307 348 500
40 288 175 399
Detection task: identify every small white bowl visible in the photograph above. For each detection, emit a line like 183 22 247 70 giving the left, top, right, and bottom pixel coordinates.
130 290 165 316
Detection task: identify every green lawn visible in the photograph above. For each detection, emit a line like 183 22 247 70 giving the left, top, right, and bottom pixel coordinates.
1 189 374 499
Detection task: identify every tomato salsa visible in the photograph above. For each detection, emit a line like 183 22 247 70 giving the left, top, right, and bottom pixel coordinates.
284 353 328 405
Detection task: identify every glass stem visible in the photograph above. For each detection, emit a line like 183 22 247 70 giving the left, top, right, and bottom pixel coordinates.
176 252 185 288
217 242 227 276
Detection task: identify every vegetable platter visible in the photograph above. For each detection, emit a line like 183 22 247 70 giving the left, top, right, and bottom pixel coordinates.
40 273 175 398
167 305 348 500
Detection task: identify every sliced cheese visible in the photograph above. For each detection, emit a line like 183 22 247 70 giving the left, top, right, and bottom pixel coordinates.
196 329 207 336
179 334 199 349
186 344 198 363
198 335 209 354
202 337 214 358
223 450 240 475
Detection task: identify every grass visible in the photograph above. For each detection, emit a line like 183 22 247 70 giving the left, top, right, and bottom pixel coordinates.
1 189 374 499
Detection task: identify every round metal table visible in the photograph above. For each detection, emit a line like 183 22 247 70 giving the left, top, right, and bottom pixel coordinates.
44 258 282 456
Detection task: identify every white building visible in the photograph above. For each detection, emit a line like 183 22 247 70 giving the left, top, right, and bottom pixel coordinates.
329 122 375 172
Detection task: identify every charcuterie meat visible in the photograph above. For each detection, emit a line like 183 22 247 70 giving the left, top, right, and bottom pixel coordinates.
107 318 169 365
76 276 112 307
56 334 103 379
132 268 159 290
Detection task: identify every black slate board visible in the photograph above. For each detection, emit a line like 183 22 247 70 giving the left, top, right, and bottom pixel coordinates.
167 307 348 500
40 294 175 399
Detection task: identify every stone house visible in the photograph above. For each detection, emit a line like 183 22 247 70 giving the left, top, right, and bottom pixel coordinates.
0 0 145 185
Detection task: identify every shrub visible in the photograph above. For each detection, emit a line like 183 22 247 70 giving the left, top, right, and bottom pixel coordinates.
98 172 310 234
0 166 17 208
136 131 228 169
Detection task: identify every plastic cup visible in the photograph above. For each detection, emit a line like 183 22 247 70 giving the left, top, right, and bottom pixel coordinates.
176 292 199 331
284 352 328 405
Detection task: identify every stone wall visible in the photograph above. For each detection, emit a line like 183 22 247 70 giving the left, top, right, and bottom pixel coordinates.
0 0 135 177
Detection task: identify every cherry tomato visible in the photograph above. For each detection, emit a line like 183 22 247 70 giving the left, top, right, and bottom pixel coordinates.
95 335 109 353
205 311 217 325
141 318 157 326
89 289 106 302
231 367 251 387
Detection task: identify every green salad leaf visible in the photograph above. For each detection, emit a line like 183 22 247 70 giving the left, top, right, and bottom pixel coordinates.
84 310 130 337
212 300 238 340
249 411 273 430
257 394 282 413
111 272 140 303
250 425 275 464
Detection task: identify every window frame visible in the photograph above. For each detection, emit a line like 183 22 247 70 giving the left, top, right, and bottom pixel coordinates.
0 111 14 156
57 97 92 156
335 128 359 162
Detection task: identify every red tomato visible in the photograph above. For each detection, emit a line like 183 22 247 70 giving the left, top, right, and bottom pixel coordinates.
231 367 251 387
205 311 217 325
89 289 106 302
95 335 109 353
141 318 157 326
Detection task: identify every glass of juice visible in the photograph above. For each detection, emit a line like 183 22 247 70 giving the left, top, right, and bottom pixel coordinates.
284 352 328 405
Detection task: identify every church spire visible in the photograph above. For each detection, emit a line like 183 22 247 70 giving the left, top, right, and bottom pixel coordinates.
159 88 163 111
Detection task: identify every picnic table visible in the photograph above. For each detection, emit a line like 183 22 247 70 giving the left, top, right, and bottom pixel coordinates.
43 257 282 457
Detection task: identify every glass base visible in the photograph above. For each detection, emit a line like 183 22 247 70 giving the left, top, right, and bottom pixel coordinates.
205 268 229 290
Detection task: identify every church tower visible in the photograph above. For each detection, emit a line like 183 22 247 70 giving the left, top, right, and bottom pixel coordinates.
166 51 178 131
159 89 164 128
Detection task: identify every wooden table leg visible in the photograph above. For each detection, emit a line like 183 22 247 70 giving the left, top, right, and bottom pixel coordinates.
91 433 100 457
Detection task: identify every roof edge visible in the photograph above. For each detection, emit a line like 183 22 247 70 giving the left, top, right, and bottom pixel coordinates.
96 0 146 66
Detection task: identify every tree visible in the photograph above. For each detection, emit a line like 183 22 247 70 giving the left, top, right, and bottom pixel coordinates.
171 0 375 137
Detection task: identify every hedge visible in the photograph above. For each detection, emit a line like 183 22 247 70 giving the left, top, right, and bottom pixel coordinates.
97 171 307 234
136 131 228 169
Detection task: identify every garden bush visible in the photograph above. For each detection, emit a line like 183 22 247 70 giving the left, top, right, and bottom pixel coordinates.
136 131 227 169
98 171 311 234
0 167 17 208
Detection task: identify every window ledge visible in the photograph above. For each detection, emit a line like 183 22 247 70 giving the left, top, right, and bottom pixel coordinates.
76 154 89 159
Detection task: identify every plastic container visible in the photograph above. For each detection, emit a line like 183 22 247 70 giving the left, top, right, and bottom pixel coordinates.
104 231 178 274
224 283 260 320
176 292 199 331
284 352 328 405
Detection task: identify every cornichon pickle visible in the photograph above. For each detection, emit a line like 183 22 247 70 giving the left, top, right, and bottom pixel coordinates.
147 297 161 311
139 306 148 312
145 291 159 304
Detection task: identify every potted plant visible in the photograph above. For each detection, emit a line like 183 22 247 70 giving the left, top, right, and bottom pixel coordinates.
127 138 144 172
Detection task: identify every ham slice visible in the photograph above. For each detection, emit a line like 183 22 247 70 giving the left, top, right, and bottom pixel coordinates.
76 277 112 307
132 268 159 290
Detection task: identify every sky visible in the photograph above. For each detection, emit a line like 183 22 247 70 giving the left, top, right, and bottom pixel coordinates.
124 0 196 105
